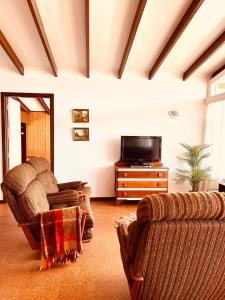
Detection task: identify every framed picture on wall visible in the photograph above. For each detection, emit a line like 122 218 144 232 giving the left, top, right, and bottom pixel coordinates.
72 109 89 123
73 128 89 141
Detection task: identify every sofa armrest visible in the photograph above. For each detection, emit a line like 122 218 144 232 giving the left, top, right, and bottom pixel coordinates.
57 181 84 191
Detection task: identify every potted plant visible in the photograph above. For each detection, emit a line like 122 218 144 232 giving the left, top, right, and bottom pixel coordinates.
175 143 211 192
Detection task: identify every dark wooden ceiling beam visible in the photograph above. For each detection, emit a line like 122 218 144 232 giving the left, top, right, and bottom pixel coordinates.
0 31 24 75
27 0 58 77
37 97 50 114
148 0 205 80
11 97 30 113
118 0 147 79
184 30 225 80
85 0 90 78
210 62 225 79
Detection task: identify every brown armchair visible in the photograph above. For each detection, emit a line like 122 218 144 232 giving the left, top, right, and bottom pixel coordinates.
117 192 225 300
26 157 94 241
1 162 91 250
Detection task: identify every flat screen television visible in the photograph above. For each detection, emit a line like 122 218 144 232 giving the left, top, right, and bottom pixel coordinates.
120 136 162 163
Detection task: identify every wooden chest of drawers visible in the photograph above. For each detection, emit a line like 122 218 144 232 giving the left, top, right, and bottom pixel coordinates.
115 163 169 205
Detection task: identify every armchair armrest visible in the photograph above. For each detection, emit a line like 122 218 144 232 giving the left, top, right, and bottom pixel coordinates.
47 190 75 197
57 181 83 191
117 223 130 267
47 191 86 206
18 220 40 227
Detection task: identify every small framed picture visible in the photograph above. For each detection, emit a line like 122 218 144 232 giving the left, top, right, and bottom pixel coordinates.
72 109 89 123
73 128 89 141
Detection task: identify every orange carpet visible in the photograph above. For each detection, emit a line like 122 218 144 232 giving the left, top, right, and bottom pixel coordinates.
0 200 136 300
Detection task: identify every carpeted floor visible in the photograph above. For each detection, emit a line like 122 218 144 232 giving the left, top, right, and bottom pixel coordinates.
0 200 137 300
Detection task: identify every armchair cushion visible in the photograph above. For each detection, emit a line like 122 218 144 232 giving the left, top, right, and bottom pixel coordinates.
37 171 59 193
4 164 36 195
1 183 27 223
27 157 50 175
19 180 49 221
27 158 59 193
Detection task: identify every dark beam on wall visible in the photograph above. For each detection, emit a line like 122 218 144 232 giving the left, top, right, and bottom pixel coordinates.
0 31 24 75
118 0 147 79
211 63 225 79
12 97 30 113
27 0 58 76
85 0 90 78
183 30 225 80
37 97 50 114
148 0 205 79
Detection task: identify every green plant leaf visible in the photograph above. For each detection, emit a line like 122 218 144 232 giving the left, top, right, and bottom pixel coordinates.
175 143 211 191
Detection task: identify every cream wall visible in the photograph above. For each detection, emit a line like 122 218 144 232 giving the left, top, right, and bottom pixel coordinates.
0 71 207 197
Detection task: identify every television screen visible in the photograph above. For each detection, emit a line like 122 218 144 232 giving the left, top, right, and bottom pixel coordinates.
121 136 161 163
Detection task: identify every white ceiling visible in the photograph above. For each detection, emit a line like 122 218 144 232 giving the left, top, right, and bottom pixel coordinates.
0 0 225 79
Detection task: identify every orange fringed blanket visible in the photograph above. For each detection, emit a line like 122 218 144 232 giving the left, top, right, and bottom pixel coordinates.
40 206 83 270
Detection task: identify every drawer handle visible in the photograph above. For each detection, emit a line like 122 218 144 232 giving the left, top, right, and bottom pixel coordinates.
123 192 127 196
123 173 128 177
123 182 127 187
158 173 163 177
157 182 160 187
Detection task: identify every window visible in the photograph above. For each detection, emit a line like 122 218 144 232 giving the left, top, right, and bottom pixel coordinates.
205 100 225 181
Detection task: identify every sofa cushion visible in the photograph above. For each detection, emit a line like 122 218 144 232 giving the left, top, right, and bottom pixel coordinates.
27 157 50 175
37 171 59 193
19 180 49 221
3 164 36 195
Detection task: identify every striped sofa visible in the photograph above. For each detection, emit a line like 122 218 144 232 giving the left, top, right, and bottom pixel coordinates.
117 192 225 300
1 158 94 249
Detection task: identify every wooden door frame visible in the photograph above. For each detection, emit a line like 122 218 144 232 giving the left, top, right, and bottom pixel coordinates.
1 92 54 179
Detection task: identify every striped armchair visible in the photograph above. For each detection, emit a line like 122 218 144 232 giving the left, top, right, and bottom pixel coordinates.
117 192 225 300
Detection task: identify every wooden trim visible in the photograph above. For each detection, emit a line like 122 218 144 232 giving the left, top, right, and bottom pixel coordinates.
18 221 40 227
81 214 86 238
50 95 54 172
20 225 41 250
129 266 144 300
2 92 54 98
85 0 90 78
118 0 147 79
11 97 30 113
1 94 9 182
90 197 116 201
27 0 58 77
37 97 50 114
183 30 225 80
149 0 205 79
1 92 54 176
0 30 24 75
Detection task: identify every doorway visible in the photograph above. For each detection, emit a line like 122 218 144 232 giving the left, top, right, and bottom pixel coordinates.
1 92 54 179
21 122 26 163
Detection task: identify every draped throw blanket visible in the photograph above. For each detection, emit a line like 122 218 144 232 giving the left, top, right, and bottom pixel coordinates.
40 206 83 270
